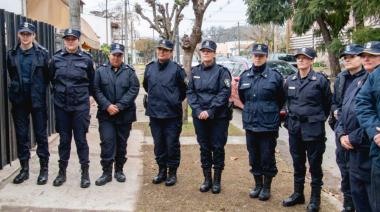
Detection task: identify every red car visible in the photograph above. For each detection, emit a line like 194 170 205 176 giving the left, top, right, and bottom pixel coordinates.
229 60 297 120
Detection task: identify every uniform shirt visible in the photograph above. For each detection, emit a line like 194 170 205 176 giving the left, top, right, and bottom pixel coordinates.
356 65 380 166
143 60 187 119
18 46 36 91
187 62 231 119
49 48 95 111
284 70 332 141
238 63 284 132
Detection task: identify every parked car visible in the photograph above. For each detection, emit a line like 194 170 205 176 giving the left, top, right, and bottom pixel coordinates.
269 53 297 67
229 60 297 121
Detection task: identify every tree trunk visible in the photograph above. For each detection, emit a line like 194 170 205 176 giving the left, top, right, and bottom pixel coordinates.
182 46 196 122
69 0 81 30
316 17 341 77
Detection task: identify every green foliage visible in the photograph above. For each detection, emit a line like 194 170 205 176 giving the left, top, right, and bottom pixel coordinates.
244 0 292 25
100 44 110 56
352 27 380 44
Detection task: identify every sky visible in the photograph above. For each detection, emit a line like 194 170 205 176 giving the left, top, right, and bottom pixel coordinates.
82 0 249 39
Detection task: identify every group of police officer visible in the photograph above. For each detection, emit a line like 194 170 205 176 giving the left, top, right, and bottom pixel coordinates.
8 20 380 212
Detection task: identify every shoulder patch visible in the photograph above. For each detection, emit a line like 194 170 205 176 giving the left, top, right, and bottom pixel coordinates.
37 44 48 53
317 71 329 80
82 51 93 58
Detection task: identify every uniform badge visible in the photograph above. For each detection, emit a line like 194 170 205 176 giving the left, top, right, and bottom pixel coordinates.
161 40 165 45
366 42 372 49
302 47 307 52
224 79 231 88
193 76 200 79
358 80 362 86
116 44 120 49
292 75 297 80
68 29 72 33
205 41 210 47
345 46 351 51
24 22 28 28
311 76 317 80
257 45 262 51
289 86 296 90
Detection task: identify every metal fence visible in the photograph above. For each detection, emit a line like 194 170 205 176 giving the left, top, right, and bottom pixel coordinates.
0 9 56 169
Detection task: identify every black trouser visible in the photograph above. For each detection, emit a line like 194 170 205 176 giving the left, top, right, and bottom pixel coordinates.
350 172 371 212
246 130 278 177
193 118 229 170
98 120 132 163
55 106 90 165
336 148 352 201
12 102 49 161
288 132 326 189
371 162 380 212
150 117 182 168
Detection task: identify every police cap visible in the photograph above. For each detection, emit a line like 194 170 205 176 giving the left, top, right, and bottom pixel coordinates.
359 41 380 56
200 40 217 52
294 47 317 59
18 22 36 34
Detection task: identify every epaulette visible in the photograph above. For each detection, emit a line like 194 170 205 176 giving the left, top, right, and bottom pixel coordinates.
82 50 93 58
125 64 135 71
145 61 154 66
54 49 63 55
36 44 48 53
101 63 108 67
316 71 329 80
289 73 298 81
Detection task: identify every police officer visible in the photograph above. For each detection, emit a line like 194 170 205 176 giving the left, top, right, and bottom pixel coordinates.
187 40 232 194
335 44 372 212
49 29 95 188
355 41 380 212
143 39 187 186
238 44 285 201
94 43 140 186
331 44 365 212
6 22 50 185
282 47 332 212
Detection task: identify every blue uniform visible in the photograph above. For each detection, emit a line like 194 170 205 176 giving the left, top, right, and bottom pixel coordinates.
336 71 371 212
6 43 50 161
332 69 366 207
49 48 94 166
187 63 231 170
284 70 331 191
94 63 139 165
238 64 284 177
356 65 380 212
143 60 186 168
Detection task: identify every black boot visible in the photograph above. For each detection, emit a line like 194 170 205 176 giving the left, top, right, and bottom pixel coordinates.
37 159 49 185
165 167 177 186
249 175 263 198
80 164 91 188
212 169 222 194
53 161 67 187
13 160 29 184
258 176 272 201
282 184 305 207
152 165 167 184
95 161 112 186
342 196 355 212
307 187 321 212
200 168 212 192
114 158 127 182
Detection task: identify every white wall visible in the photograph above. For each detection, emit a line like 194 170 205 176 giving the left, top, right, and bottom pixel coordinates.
0 0 25 15
82 14 111 45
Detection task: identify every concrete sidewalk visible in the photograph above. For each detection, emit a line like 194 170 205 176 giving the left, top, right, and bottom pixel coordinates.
0 104 145 212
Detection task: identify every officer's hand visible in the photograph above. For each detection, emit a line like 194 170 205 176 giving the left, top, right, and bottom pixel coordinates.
107 104 119 115
340 135 354 150
198 111 209 120
374 127 380 147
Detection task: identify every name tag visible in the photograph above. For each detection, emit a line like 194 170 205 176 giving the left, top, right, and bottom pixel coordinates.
242 83 250 86
193 76 200 79
288 86 296 90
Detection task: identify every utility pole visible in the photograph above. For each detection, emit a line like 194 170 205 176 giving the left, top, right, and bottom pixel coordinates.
69 0 81 30
125 0 129 62
105 0 109 44
128 0 134 64
237 21 241 56
176 28 180 64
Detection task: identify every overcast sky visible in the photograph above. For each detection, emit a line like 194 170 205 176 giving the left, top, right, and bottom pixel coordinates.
82 0 249 39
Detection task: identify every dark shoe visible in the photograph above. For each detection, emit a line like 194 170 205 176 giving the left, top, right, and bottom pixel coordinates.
212 169 222 194
114 158 127 182
258 176 272 201
283 184 305 207
53 161 67 187
165 167 177 186
80 164 91 188
37 159 49 185
13 160 29 184
306 187 321 212
96 161 112 186
200 168 212 192
249 175 263 198
342 197 355 212
152 165 167 184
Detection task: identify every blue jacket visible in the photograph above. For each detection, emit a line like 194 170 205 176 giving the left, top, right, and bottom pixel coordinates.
143 60 187 119
6 43 49 108
238 64 285 132
49 48 95 111
94 63 140 123
187 63 231 119
284 70 332 141
356 65 380 166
